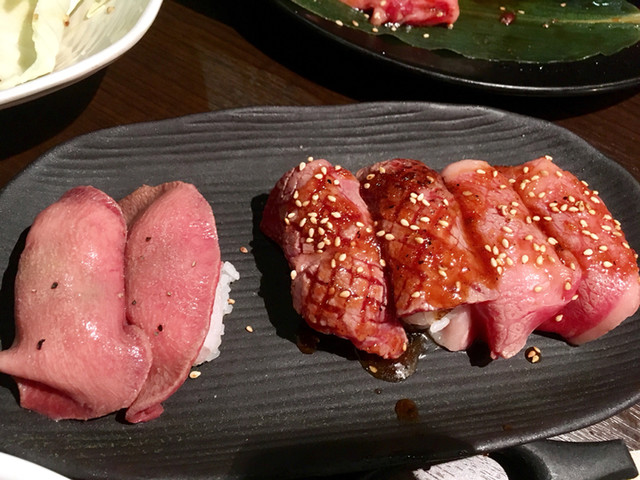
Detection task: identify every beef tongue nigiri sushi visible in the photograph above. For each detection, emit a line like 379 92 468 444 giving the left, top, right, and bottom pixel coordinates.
261 159 408 359
500 156 640 344
120 181 226 424
0 186 152 420
357 159 496 351
442 160 582 359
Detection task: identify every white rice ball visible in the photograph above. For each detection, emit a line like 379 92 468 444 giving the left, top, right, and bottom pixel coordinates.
193 261 240 365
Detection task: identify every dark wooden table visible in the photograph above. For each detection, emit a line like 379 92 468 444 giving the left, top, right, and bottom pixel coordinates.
0 1 639 478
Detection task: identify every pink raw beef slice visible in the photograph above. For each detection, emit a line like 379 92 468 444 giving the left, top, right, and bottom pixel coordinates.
442 160 581 359
121 181 221 423
0 186 152 420
500 156 640 344
340 0 459 26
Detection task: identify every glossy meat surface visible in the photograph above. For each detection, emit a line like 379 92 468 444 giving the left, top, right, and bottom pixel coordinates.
340 0 459 26
261 159 408 359
0 186 152 420
357 159 496 351
442 160 581 359
500 156 640 344
121 182 221 423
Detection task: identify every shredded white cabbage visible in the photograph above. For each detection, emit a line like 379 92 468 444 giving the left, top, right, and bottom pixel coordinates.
0 0 78 90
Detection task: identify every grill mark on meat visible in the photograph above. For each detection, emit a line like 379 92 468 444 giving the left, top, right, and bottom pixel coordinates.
357 159 496 321
261 159 408 359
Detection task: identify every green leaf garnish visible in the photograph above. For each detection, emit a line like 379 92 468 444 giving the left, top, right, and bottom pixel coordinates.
289 0 640 62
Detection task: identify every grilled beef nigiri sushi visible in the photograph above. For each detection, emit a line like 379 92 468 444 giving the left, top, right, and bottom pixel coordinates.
357 159 496 351
442 160 581 359
0 187 152 420
261 159 408 359
500 156 640 344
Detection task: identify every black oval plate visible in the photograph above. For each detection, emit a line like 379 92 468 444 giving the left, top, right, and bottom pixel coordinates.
272 0 640 96
0 103 639 479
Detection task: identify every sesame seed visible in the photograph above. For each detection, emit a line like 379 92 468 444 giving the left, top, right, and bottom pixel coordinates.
476 168 486 174
490 258 498 268
572 293 579 300
555 314 563 322
339 290 351 298
534 285 543 293
334 237 341 247
385 233 395 241
366 173 375 180
415 237 424 244
502 226 513 233
484 244 492 252
379 167 386 174
356 266 364 274
525 346 541 363
411 291 421 298
189 371 202 379
548 237 558 245
523 166 530 174
538 192 546 198
438 268 447 278
502 238 510 248
245 325 254 333
327 195 337 203
603 261 614 268
363 183 371 189
400 219 410 227
419 216 430 223
521 254 529 264
583 248 594 256
380 259 386 267
299 162 306 171
438 220 450 227
338 253 347 261
565 281 572 291
462 190 473 196
376 230 385 237
314 173 323 180
299 218 307 228
331 212 341 218
290 269 297 280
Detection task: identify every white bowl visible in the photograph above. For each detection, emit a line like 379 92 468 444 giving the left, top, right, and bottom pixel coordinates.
0 0 163 110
